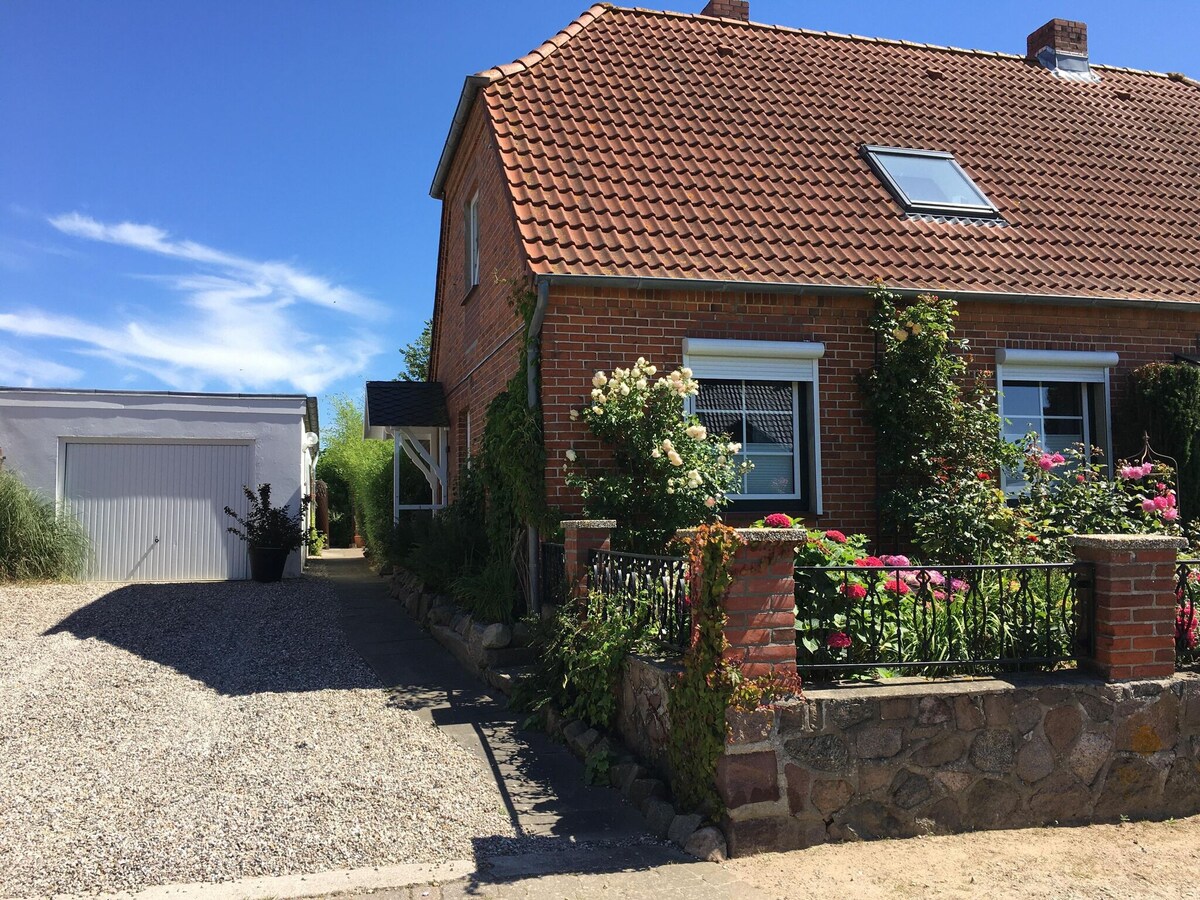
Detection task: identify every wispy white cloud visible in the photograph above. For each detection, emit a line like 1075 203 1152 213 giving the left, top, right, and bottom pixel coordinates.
49 213 380 316
0 344 83 387
0 213 388 394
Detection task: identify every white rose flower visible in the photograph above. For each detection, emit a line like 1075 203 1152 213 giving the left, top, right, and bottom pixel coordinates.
651 448 662 458
636 357 646 367
686 424 708 441
592 371 608 387
718 454 727 465
681 367 693 378
565 449 577 462
636 378 647 389
668 451 683 467
647 365 657 375
569 408 579 420
661 438 674 451
592 405 602 415
620 383 631 396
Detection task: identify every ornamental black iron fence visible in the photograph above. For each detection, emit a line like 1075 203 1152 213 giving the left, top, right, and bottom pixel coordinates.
794 562 1094 678
540 542 567 608
1175 559 1200 668
588 548 690 649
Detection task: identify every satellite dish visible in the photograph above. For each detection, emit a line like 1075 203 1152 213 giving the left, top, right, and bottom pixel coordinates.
303 432 320 449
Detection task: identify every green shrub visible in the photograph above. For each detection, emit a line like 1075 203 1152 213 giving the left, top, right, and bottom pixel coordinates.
0 468 89 581
1133 362 1200 523
452 555 520 623
514 591 656 730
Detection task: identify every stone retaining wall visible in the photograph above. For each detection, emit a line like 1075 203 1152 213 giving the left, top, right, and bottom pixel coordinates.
719 673 1200 855
617 655 679 780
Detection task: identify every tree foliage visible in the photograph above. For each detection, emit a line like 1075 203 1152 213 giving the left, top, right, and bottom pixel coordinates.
398 319 432 382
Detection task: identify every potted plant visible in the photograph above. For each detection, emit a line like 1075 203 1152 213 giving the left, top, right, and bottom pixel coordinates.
224 484 312 583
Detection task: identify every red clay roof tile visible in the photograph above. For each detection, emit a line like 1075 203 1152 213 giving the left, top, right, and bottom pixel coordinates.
463 4 1200 301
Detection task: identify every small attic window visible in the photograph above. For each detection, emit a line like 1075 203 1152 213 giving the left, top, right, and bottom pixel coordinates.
862 145 999 218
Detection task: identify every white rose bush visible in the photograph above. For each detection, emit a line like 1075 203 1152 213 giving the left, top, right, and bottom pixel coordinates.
563 357 748 551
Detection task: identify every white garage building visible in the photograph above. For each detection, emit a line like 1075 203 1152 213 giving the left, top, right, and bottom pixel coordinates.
0 388 318 582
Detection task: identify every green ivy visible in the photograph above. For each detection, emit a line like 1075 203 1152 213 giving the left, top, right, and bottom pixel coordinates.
666 523 742 818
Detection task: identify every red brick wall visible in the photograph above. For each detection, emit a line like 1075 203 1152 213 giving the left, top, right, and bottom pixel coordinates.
539 284 1200 540
429 94 531 487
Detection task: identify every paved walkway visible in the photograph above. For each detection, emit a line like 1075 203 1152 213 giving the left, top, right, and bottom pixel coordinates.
310 552 760 898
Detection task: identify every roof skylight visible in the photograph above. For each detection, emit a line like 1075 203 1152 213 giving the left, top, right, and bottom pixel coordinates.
862 145 999 218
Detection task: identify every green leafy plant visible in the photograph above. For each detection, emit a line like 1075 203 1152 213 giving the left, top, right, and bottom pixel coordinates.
224 484 312 551
583 748 616 785
859 284 1021 562
307 527 327 556
1133 362 1200 523
513 591 657 730
564 358 749 552
0 467 89 582
667 523 742 817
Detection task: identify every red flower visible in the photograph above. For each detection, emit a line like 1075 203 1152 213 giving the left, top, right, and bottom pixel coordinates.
840 583 867 600
827 631 852 650
976 471 991 481
883 579 910 595
824 530 847 544
1026 534 1040 542
854 556 885 568
763 513 793 528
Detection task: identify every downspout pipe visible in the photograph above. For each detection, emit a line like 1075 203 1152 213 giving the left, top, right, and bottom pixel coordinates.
525 278 551 615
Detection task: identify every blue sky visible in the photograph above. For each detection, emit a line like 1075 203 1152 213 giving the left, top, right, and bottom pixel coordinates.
2 1 1198 408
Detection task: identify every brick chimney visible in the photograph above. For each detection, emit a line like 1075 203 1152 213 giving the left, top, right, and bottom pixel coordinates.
701 0 749 21
1027 18 1087 59
1026 17 1097 81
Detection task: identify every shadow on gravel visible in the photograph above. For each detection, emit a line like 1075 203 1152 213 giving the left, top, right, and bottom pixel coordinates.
44 579 378 695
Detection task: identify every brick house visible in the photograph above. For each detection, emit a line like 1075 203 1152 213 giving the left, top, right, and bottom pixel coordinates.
372 0 1200 543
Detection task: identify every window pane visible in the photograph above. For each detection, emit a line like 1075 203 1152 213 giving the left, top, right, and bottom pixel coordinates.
872 151 991 208
1004 417 1040 439
695 380 741 411
746 453 795 495
1043 383 1082 417
745 414 792 448
743 381 792 412
1001 382 1043 417
697 412 742 443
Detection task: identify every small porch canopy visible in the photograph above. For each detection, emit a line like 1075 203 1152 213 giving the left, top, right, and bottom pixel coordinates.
364 380 450 517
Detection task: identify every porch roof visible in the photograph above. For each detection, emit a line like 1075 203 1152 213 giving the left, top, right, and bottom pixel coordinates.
363 380 449 440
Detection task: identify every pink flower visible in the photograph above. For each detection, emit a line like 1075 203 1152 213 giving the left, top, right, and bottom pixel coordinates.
1168 491 1178 509
840 583 867 600
1164 508 1180 521
1119 465 1143 480
1037 455 1054 471
1076 474 1086 483
1143 462 1155 477
1157 483 1168 492
1154 495 1170 510
1142 498 1157 513
854 556 885 568
1051 453 1066 465
824 530 847 544
950 578 970 593
926 571 946 586
880 554 910 567
827 631 852 650
763 513 793 528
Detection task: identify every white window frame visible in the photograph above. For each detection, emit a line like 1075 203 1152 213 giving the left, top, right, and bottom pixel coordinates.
861 145 1000 219
464 192 480 290
996 348 1118 495
683 338 825 513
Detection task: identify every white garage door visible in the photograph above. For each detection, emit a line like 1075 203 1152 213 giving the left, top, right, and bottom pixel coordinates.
63 441 253 582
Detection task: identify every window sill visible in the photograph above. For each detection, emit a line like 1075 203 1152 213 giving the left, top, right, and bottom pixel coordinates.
461 283 480 305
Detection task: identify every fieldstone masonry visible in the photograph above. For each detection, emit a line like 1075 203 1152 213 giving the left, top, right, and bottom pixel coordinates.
719 674 1200 854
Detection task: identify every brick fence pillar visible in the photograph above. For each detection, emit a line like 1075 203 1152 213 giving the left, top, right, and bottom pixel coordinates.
1069 534 1187 681
562 519 614 601
722 529 799 679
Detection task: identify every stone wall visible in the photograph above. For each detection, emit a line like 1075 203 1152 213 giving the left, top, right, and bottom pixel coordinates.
617 655 679 780
720 674 1200 855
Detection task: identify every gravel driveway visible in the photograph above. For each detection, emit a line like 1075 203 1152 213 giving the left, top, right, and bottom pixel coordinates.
0 578 516 898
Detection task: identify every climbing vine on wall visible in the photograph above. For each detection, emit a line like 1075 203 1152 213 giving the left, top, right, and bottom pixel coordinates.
666 523 743 817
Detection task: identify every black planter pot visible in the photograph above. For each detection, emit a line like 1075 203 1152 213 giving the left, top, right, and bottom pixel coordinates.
248 546 290 583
